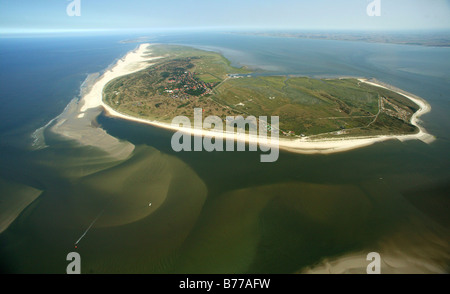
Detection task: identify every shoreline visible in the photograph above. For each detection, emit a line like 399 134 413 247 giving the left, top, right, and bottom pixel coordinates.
78 43 435 155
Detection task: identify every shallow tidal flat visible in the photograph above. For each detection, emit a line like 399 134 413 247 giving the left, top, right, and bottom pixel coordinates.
0 178 42 234
1 144 207 273
49 98 135 163
169 181 449 274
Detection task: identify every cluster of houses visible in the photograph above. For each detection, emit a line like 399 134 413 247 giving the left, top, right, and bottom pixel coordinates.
380 97 410 122
163 70 216 100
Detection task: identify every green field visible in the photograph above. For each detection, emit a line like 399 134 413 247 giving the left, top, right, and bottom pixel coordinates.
104 44 419 137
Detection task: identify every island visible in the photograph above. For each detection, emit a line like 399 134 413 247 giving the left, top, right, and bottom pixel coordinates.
73 43 433 155
103 44 421 138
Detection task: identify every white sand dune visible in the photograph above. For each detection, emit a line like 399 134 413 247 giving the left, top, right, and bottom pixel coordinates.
79 43 161 112
77 43 435 155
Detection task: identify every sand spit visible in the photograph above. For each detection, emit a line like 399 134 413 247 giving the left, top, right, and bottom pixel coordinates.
47 44 159 160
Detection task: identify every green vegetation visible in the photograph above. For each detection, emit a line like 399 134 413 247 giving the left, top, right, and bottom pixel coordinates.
104 44 419 138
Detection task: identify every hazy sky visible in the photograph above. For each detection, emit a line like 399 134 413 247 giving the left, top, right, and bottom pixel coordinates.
1 0 449 34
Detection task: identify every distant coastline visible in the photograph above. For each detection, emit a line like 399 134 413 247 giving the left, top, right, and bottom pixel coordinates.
232 31 450 47
75 43 435 155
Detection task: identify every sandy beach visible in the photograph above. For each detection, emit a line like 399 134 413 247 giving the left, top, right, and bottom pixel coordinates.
47 44 160 161
77 43 435 155
79 43 161 114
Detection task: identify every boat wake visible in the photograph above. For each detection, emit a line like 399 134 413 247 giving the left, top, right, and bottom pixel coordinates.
75 209 105 246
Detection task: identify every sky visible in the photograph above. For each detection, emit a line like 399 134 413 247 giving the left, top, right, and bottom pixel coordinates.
0 0 449 34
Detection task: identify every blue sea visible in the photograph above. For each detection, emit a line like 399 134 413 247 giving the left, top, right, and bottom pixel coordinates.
0 31 449 273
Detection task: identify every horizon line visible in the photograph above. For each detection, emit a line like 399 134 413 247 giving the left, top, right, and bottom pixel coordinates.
2 26 450 36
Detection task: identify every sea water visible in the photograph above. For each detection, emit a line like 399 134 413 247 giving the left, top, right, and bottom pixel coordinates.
0 31 449 273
